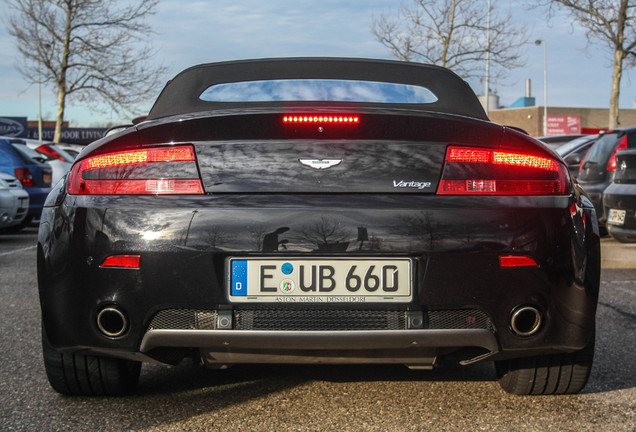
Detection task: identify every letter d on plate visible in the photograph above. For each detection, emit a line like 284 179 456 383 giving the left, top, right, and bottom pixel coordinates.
231 260 247 296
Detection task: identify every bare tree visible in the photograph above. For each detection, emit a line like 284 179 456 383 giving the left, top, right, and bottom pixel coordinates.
536 0 636 129
8 0 166 142
371 0 528 82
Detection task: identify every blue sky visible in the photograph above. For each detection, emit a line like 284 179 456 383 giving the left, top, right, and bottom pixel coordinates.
0 0 634 126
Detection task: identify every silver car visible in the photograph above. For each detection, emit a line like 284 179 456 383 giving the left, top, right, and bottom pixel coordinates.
0 172 30 229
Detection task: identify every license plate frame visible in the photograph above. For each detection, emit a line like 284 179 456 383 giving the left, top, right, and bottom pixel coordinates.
608 209 626 226
227 257 413 303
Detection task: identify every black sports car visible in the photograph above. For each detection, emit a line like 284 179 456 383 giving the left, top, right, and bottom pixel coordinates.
37 58 600 396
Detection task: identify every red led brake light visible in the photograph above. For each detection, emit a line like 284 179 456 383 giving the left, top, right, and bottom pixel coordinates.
447 147 558 171
283 115 359 124
86 146 196 169
68 145 204 195
438 146 569 195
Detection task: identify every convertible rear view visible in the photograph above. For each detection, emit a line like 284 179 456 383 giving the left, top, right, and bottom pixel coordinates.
37 58 600 396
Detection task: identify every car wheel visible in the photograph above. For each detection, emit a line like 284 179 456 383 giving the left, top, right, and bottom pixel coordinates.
42 328 141 396
495 333 594 395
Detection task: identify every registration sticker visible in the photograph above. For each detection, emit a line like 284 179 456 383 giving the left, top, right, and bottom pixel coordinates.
228 257 412 303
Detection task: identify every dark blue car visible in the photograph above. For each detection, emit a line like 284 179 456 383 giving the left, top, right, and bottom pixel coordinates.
0 137 52 229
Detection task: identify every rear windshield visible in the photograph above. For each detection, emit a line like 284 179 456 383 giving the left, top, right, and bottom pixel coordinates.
583 133 620 165
199 79 438 104
11 143 51 164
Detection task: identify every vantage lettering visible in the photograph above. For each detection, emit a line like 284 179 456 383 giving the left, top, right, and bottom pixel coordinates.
393 180 432 190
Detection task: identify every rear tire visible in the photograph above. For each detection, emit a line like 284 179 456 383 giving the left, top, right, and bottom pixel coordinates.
42 327 141 396
495 334 594 395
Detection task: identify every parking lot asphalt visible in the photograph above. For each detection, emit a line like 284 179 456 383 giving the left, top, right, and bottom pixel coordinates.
0 227 634 431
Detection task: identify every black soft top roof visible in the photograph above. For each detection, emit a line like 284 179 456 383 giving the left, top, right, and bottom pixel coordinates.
147 58 488 121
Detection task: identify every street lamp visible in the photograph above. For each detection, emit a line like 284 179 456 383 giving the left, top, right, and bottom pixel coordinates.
535 39 548 136
38 57 42 141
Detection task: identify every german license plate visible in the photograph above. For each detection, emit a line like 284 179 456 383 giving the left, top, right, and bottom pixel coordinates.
608 209 626 225
228 258 412 303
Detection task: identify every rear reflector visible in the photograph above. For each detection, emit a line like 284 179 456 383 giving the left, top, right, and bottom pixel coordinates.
283 115 359 124
68 145 204 195
499 256 538 268
438 146 570 195
101 255 141 269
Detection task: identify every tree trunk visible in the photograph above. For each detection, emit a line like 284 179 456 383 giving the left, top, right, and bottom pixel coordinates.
608 49 624 129
53 2 73 143
54 86 66 143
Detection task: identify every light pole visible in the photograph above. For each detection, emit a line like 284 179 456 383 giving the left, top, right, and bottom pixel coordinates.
484 0 491 116
38 57 42 141
535 39 548 136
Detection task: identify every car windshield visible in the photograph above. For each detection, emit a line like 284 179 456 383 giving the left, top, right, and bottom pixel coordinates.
11 143 52 164
583 132 620 165
556 135 597 157
199 79 439 103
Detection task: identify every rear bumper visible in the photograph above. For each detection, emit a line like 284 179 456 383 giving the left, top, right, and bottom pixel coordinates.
38 191 600 365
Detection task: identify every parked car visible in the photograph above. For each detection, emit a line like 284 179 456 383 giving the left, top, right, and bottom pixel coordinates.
578 126 636 227
556 134 599 178
603 148 636 242
17 138 73 185
0 137 52 229
38 58 599 397
0 171 30 230
538 134 587 150
54 143 85 160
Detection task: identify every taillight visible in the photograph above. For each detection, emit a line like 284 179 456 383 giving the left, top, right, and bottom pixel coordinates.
36 144 68 162
283 115 359 124
607 136 627 171
438 146 570 195
14 168 35 187
67 145 204 195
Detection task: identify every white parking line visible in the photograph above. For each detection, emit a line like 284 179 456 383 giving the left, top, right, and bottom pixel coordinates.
0 245 36 257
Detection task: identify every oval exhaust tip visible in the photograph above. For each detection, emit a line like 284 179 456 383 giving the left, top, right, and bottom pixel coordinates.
510 306 542 337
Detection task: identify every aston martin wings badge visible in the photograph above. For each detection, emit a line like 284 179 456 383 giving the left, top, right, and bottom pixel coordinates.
298 158 342 170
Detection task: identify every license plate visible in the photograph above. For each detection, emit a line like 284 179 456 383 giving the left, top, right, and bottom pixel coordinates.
43 173 52 184
228 258 412 303
608 209 626 225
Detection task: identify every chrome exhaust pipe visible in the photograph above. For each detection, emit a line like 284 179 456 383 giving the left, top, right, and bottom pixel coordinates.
97 306 128 338
510 306 542 337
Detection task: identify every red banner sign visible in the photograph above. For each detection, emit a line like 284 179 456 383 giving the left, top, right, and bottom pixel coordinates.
546 116 581 135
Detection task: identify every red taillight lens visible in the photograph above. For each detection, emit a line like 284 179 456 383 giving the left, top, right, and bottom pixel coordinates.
68 145 204 195
438 146 570 195
14 168 35 187
607 136 628 171
101 255 141 268
283 115 359 124
499 255 538 268
36 144 68 162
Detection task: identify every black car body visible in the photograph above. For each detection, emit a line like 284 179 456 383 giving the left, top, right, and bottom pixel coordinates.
38 58 600 396
578 127 636 226
603 149 636 242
